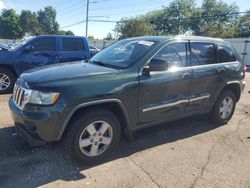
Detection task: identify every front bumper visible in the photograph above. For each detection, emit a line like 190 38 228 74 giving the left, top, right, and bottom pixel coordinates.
16 123 45 147
9 96 67 145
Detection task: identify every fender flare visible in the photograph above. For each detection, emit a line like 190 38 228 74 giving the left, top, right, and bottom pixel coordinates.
57 99 129 140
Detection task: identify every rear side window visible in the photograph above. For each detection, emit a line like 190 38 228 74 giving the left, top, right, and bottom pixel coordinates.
153 42 187 67
191 43 216 66
31 38 56 52
62 38 84 51
218 45 236 63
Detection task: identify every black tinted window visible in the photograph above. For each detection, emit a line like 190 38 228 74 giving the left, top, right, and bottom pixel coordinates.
31 38 56 52
218 45 236 63
154 43 187 67
62 38 84 51
191 43 216 65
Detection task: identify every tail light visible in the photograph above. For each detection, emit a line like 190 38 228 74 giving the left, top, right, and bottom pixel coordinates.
242 64 247 79
243 64 247 73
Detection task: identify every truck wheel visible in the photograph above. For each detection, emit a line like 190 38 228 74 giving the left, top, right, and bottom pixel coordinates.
210 90 236 124
64 109 121 162
0 67 16 94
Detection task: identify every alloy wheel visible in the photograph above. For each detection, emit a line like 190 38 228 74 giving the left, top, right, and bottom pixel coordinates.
78 120 113 157
0 73 10 91
219 97 234 119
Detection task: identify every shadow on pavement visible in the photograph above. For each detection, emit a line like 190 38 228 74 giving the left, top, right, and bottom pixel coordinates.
0 116 223 187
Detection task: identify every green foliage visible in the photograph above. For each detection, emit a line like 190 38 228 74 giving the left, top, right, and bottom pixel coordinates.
114 17 154 39
37 6 59 34
87 35 95 40
0 9 23 39
104 32 115 40
198 0 240 36
0 6 74 39
115 0 248 38
57 30 75 35
160 0 199 35
20 10 41 35
237 10 250 37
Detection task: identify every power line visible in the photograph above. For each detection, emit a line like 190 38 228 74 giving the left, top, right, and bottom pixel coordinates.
61 20 86 28
89 7 163 17
61 10 249 29
89 0 164 11
61 19 119 28
57 0 83 12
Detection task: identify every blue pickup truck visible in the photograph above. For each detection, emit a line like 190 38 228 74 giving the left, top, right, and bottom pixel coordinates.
0 35 90 94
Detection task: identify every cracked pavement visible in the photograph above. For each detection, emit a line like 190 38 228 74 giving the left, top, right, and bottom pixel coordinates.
0 73 250 188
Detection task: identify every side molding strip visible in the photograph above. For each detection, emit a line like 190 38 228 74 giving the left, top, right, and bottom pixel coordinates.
189 95 210 102
142 95 210 113
142 99 188 112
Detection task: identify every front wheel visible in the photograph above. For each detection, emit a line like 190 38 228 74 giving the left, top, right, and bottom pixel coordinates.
0 67 16 94
63 109 121 162
210 90 236 124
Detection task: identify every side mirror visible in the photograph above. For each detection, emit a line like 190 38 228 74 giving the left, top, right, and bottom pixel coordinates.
148 58 168 72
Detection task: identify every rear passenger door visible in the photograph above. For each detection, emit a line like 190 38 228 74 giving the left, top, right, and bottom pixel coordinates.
59 38 87 63
217 44 240 80
189 42 221 112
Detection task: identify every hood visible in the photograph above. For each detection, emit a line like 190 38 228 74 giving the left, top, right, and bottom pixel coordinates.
0 50 14 62
20 61 119 86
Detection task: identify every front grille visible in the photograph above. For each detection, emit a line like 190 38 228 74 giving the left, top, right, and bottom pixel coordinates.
13 84 25 107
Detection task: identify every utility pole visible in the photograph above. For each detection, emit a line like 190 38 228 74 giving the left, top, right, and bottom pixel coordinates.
85 0 89 37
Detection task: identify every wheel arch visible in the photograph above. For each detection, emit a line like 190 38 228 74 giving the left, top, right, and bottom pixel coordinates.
222 82 241 102
59 99 130 140
0 64 18 78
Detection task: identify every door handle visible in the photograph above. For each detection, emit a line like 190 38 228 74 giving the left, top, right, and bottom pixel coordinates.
217 68 225 73
180 72 191 79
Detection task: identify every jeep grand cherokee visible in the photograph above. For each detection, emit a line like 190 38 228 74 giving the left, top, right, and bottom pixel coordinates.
9 36 246 162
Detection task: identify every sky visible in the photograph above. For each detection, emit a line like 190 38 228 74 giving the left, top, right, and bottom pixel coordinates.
0 0 249 39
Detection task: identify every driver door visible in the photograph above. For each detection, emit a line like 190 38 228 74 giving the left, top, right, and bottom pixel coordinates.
18 38 59 72
138 41 192 124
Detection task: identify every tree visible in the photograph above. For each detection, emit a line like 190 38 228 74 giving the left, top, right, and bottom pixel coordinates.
0 9 23 39
237 11 250 37
199 0 240 36
37 6 59 34
87 35 95 40
114 17 154 39
104 32 115 40
65 30 74 35
20 10 41 35
147 0 200 35
57 30 74 35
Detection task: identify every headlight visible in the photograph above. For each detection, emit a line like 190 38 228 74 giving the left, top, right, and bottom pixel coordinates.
28 90 60 105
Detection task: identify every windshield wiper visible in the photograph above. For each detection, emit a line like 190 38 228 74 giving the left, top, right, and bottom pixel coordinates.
90 60 121 69
90 60 106 66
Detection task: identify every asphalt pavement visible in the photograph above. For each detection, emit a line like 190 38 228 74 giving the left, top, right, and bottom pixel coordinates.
0 74 250 188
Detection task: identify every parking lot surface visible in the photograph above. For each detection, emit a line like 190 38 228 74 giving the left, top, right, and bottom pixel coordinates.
0 74 250 188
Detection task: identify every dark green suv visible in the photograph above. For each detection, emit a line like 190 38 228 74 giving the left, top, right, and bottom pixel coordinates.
9 36 246 162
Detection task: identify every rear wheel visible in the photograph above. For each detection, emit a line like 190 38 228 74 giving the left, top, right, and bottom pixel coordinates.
0 67 16 94
210 90 236 124
63 109 121 162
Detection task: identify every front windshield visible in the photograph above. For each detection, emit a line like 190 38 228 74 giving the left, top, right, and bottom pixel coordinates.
90 39 157 68
10 36 35 51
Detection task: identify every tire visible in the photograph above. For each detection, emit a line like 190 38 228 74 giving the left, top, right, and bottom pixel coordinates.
210 90 236 124
63 109 121 162
0 67 16 94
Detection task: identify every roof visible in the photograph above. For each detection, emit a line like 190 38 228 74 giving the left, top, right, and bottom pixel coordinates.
126 35 229 45
36 35 86 39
